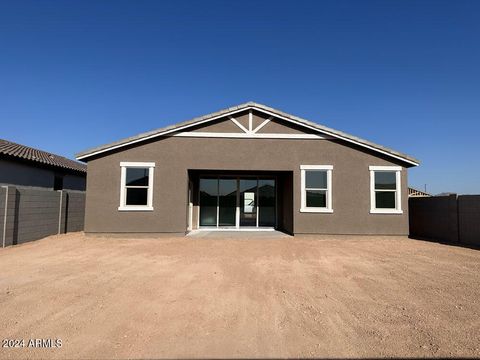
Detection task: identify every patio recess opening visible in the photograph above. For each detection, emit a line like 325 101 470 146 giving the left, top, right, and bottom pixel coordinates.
199 177 276 229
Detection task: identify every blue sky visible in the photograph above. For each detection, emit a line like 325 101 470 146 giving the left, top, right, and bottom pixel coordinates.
1 0 479 194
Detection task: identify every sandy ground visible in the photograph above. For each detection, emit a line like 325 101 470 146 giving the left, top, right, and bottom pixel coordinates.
0 232 479 359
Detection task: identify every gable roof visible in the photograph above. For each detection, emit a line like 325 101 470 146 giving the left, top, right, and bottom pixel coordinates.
76 102 419 166
0 139 87 173
408 187 431 197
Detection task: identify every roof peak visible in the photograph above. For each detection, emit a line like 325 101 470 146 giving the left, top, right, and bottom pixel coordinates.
76 102 419 167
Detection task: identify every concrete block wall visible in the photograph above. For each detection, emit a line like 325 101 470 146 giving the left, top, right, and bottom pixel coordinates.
15 187 62 245
409 194 480 246
1 186 19 247
1 186 85 247
65 191 86 232
409 195 459 243
458 195 480 246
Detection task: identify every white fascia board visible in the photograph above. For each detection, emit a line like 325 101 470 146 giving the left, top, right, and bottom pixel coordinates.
76 107 252 160
172 132 326 139
77 105 419 166
252 107 419 167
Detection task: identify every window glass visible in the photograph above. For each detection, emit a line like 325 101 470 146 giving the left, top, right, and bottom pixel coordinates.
374 171 396 190
306 190 327 207
218 179 236 226
258 179 275 227
301 167 332 211
306 171 327 189
239 179 257 226
375 191 396 209
126 168 149 186
126 188 148 205
243 192 255 213
120 163 154 209
199 179 218 226
54 175 64 191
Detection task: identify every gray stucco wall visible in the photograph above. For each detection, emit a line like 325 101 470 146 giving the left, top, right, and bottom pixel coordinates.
0 158 86 191
0 159 54 189
84 125 410 235
65 191 86 232
63 173 87 191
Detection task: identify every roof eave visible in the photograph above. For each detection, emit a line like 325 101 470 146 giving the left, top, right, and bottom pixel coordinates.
76 102 419 167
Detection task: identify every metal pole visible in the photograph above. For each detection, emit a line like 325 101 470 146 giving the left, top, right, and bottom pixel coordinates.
2 186 8 248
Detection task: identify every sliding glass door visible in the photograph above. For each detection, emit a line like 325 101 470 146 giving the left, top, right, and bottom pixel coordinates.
199 176 276 229
239 179 257 227
258 179 276 227
219 179 237 227
199 178 218 226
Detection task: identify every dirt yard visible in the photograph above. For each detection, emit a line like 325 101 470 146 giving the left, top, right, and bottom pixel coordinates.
0 233 479 359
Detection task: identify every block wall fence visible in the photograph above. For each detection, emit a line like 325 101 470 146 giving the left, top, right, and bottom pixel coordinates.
409 194 480 246
0 186 85 247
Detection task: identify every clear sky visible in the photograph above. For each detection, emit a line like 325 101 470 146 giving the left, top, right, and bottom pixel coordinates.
1 0 479 195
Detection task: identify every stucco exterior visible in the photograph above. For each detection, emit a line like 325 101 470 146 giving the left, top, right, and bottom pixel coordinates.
0 158 86 191
83 119 411 235
79 104 417 236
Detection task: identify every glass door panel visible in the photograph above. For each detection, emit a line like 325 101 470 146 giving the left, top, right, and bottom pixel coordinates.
199 176 276 229
258 179 275 227
199 178 218 226
218 179 237 227
240 179 257 227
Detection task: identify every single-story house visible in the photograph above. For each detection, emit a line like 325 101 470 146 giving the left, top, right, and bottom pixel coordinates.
76 102 419 236
0 139 86 191
408 187 430 197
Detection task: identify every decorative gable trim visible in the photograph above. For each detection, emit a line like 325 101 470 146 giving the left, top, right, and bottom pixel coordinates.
172 132 327 139
76 102 419 166
252 117 273 133
229 116 249 133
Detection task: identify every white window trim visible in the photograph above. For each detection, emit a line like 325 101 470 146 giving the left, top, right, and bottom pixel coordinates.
118 162 155 211
369 165 403 214
300 165 333 213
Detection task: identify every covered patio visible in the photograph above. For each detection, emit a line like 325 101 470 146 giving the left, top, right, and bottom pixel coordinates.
187 170 294 234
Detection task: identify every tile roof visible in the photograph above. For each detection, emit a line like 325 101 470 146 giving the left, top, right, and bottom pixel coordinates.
0 139 87 173
76 101 419 166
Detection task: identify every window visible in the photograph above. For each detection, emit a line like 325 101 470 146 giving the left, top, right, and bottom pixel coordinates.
54 175 64 190
369 166 402 214
119 162 155 211
300 165 333 213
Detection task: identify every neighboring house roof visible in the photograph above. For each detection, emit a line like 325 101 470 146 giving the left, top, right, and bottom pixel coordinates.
435 192 457 197
76 101 420 166
408 187 431 197
0 139 87 173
